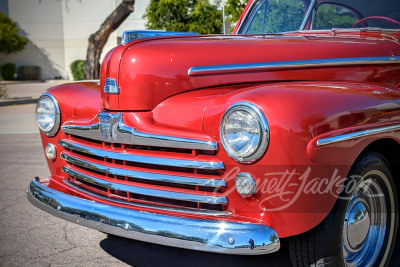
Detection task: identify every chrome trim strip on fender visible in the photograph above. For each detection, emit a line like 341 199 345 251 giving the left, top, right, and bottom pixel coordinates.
62 166 228 205
60 152 226 188
28 179 280 255
316 124 400 147
62 113 218 151
59 139 225 170
188 56 400 76
64 179 231 216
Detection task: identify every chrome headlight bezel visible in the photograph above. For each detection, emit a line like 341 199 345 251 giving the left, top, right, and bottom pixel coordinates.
36 93 61 137
220 101 269 164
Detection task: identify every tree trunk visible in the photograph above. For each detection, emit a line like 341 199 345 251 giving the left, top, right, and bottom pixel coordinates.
84 0 135 80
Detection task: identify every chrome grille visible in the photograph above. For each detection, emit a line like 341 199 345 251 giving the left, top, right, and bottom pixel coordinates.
59 133 229 215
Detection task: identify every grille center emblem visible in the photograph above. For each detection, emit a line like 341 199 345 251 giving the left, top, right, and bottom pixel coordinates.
98 112 121 141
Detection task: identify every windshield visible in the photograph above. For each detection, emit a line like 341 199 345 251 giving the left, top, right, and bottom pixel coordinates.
239 0 400 34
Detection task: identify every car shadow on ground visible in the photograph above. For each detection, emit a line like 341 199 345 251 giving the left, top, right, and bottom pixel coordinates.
100 234 400 267
100 235 292 267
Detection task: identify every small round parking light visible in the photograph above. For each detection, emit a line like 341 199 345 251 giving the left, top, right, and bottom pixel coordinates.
45 143 57 161
235 173 256 197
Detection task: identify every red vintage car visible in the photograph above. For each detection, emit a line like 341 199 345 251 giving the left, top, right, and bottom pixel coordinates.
28 0 400 266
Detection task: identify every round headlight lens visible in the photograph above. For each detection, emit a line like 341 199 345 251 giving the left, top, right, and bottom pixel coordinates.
220 102 269 163
36 94 60 136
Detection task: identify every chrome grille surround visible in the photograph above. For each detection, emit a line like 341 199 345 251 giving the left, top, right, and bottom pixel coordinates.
62 112 218 151
59 113 228 215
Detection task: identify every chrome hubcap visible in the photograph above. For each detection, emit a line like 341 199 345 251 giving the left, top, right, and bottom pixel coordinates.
343 177 387 267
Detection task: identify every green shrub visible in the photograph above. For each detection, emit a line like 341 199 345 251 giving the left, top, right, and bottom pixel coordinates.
17 66 41 80
70 60 85 81
0 11 28 54
1 63 17 80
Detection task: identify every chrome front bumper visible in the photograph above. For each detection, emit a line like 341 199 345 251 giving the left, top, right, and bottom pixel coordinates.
27 178 280 255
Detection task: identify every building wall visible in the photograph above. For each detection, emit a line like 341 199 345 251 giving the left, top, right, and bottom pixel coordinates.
0 0 149 80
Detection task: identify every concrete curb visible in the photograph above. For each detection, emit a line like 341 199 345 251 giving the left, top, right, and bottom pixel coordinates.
0 98 38 107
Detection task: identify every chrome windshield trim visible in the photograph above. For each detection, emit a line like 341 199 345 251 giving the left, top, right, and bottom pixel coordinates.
188 56 400 76
59 139 225 170
28 179 280 255
64 179 231 216
62 113 218 151
299 0 316 30
62 167 227 205
298 28 400 34
316 124 400 147
237 0 315 34
235 0 258 34
60 152 226 188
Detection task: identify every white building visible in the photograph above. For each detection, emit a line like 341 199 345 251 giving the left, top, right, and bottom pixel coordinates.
0 0 150 80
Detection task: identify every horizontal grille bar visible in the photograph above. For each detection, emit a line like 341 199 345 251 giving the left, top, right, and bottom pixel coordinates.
61 152 226 188
62 112 218 151
62 166 228 205
63 179 231 216
59 139 225 170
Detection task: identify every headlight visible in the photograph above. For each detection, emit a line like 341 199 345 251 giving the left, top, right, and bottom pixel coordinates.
36 93 60 137
220 102 269 163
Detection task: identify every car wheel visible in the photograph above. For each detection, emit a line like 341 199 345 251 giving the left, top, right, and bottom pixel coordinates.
289 153 398 267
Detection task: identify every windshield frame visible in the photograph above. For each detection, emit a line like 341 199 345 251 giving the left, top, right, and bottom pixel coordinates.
236 0 400 34
237 0 315 34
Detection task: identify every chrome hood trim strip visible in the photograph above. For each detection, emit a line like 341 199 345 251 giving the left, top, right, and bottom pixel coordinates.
317 124 400 147
28 179 280 255
59 139 225 170
62 113 218 151
61 152 226 188
188 56 400 76
62 166 228 205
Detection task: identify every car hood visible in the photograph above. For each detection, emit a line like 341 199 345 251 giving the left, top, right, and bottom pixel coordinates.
100 32 400 111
